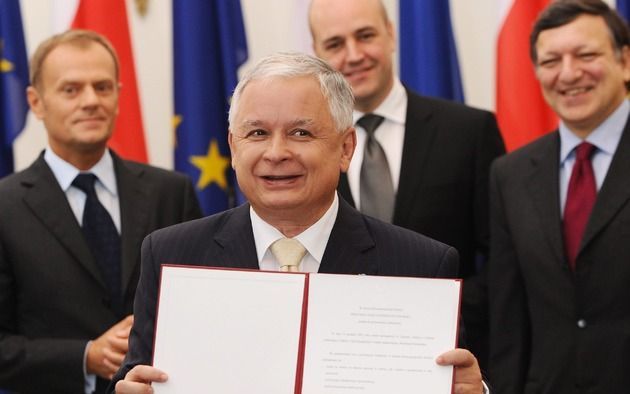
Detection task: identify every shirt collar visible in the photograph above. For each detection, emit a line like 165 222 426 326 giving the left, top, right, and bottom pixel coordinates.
44 148 118 196
560 99 629 163
353 77 407 125
250 193 339 265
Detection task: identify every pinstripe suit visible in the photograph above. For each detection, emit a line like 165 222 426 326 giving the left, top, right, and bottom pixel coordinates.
488 120 630 393
112 196 459 385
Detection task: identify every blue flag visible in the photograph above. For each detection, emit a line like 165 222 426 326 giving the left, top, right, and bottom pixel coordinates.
173 0 248 215
0 0 29 178
617 0 630 21
399 0 464 101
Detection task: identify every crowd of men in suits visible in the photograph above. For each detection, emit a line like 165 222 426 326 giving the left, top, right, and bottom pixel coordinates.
0 0 628 393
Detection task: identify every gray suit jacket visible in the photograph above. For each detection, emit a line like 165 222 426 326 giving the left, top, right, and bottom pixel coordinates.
110 196 459 386
488 118 630 394
0 152 202 393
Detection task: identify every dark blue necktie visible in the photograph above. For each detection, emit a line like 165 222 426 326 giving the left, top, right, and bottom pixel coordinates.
72 173 122 315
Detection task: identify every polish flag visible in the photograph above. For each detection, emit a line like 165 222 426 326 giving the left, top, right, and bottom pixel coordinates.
496 0 557 152
56 0 148 162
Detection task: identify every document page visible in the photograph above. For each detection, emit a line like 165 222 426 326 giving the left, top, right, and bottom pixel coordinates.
301 274 460 394
153 266 306 394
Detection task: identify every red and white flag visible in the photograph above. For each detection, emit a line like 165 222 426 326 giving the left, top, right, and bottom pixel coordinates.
54 0 148 162
496 0 557 152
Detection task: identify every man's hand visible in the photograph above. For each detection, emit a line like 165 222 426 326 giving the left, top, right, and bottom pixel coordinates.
115 365 168 393
437 348 484 394
87 315 134 379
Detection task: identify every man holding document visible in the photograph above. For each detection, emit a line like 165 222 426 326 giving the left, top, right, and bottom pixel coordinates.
112 52 485 394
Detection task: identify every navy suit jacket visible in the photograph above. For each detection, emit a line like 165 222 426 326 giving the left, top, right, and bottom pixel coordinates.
111 196 459 386
488 116 630 393
0 152 202 393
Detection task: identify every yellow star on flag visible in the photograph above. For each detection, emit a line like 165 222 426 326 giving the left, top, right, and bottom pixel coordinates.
0 58 12 72
0 39 13 72
190 139 230 191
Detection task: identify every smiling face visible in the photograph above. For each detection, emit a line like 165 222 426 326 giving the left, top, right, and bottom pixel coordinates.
535 14 630 138
228 76 355 230
310 0 395 113
27 42 119 168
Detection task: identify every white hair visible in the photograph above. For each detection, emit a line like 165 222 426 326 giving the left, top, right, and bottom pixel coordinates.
228 52 354 132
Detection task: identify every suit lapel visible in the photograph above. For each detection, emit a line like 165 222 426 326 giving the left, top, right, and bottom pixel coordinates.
213 204 260 269
393 91 437 224
319 197 378 275
21 156 105 287
337 173 355 207
526 134 566 265
581 118 630 253
114 154 152 293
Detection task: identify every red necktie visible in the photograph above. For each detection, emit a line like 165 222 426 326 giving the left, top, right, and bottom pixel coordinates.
563 142 597 270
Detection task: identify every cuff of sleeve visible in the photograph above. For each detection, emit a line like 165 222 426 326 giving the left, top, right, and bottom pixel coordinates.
482 380 489 394
84 341 96 394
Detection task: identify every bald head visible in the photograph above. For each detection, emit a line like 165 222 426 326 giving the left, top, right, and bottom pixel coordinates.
308 0 396 112
308 0 390 42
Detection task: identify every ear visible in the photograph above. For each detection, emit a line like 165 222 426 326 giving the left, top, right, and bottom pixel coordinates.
386 19 396 50
228 130 236 169
339 127 356 173
620 45 630 84
26 86 45 120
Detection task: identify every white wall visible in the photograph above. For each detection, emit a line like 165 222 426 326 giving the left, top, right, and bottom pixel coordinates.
13 0 508 171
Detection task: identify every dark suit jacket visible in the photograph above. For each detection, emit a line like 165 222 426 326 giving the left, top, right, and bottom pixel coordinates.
0 152 202 393
338 89 505 371
110 197 459 386
338 89 505 278
488 119 630 394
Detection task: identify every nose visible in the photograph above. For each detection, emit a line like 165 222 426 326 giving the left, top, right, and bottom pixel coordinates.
346 39 364 64
558 56 583 83
263 133 292 162
80 86 99 108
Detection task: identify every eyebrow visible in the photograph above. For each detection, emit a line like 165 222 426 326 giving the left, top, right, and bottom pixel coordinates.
239 118 315 128
55 77 115 86
321 26 376 46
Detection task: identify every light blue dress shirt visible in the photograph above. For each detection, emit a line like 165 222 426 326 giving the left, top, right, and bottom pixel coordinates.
559 99 628 215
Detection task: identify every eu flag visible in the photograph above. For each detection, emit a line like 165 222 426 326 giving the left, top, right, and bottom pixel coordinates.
0 0 29 178
399 0 464 102
173 0 248 215
618 0 630 21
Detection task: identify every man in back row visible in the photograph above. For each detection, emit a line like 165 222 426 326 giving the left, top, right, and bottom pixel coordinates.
0 30 201 393
112 52 486 394
489 0 630 392
308 0 506 370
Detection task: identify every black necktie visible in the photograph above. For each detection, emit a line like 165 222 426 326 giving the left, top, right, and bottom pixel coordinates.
358 114 395 222
72 173 122 315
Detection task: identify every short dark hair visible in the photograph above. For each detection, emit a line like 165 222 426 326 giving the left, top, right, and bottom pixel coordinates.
530 0 630 64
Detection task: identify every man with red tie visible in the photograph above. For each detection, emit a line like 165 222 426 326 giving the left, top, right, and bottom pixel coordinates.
488 1 630 393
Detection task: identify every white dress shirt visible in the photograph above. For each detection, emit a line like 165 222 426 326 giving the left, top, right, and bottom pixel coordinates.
251 194 339 273
348 78 407 210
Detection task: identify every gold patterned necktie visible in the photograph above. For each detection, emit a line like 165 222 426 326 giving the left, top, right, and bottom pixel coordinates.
270 238 306 272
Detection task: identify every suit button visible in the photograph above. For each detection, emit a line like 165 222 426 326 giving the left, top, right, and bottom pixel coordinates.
577 319 587 328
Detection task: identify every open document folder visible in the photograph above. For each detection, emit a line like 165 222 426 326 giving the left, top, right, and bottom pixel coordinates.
152 266 461 394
